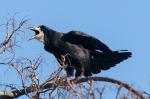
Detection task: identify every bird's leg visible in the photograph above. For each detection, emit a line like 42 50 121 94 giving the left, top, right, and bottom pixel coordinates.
73 70 82 83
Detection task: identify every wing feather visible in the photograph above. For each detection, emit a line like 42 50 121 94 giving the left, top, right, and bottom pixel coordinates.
62 31 113 53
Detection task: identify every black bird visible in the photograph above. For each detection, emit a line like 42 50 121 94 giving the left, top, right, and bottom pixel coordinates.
29 25 132 77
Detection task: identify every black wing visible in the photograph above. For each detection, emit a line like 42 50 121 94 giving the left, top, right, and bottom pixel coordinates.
62 31 113 53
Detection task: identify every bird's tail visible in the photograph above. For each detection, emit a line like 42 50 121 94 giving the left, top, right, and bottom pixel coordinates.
112 50 132 64
91 50 132 74
100 50 132 70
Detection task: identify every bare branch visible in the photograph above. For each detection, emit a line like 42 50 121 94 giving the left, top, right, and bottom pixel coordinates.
0 76 145 99
0 17 28 54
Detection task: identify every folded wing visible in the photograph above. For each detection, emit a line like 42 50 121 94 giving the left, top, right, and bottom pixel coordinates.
62 31 113 53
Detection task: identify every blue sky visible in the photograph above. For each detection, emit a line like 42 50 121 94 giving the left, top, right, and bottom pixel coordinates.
0 0 150 98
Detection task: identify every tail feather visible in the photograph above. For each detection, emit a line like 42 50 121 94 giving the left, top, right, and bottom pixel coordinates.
100 51 132 70
113 51 132 63
91 50 132 73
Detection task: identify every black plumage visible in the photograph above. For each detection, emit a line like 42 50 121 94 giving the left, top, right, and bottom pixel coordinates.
30 25 132 77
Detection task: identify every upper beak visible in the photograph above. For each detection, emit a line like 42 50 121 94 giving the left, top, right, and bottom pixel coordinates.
29 27 36 31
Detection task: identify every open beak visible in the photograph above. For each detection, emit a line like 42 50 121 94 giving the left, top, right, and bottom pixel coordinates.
28 27 36 41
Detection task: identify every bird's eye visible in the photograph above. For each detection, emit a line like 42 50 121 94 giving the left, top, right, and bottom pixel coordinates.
37 27 40 29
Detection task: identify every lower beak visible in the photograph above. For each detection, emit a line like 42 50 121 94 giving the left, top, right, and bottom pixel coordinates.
28 35 36 41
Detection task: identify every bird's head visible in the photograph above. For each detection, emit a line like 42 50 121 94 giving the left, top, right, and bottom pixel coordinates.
29 25 59 45
29 25 49 43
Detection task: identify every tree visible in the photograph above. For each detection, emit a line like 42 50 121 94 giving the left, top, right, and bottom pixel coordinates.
0 16 146 99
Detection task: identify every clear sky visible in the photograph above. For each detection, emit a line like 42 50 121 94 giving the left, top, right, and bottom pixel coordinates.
0 0 150 98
